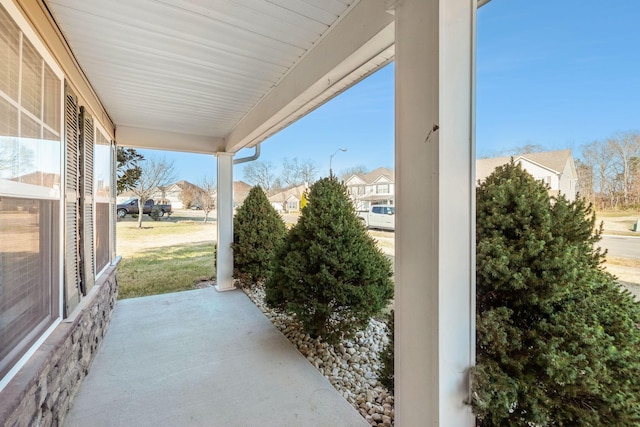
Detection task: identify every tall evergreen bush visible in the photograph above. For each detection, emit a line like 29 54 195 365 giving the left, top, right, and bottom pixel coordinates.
265 177 393 343
232 186 287 287
473 161 640 426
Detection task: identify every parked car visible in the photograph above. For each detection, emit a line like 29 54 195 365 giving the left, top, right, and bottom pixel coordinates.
116 199 172 218
357 205 395 231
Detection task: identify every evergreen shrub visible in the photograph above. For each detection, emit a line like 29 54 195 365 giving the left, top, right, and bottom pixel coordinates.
232 186 287 287
473 161 640 426
265 177 393 343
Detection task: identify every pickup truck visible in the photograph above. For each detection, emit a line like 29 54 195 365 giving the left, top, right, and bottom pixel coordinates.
116 198 172 218
357 205 395 231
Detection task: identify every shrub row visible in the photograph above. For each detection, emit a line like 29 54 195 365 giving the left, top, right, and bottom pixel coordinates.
233 178 394 345
234 164 640 424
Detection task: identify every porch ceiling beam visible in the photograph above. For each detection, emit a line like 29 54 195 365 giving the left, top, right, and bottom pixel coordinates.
116 126 225 153
224 0 395 153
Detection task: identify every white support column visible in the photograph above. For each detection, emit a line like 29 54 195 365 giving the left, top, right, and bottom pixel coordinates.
394 0 476 425
215 153 235 292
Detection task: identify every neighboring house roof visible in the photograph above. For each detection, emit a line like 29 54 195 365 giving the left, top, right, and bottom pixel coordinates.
521 150 572 174
233 181 252 204
361 167 394 184
14 171 61 188
162 180 205 196
345 167 394 185
233 181 251 194
170 180 204 192
476 150 573 183
344 175 366 186
268 184 307 203
476 156 512 183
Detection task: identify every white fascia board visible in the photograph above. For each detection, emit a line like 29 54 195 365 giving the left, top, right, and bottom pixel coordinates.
372 175 392 184
116 125 224 153
224 0 394 153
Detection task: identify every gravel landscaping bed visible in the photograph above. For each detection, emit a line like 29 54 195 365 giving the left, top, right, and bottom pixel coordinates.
243 284 395 426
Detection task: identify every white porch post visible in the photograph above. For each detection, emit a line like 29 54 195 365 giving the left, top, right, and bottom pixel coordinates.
394 0 476 425
215 152 235 292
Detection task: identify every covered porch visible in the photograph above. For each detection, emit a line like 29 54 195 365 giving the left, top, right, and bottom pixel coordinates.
1 0 485 425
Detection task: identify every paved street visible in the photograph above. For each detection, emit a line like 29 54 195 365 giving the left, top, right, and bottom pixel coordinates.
599 235 640 259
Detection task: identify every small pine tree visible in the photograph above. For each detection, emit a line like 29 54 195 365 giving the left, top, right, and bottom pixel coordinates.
265 177 393 343
378 310 394 393
232 186 287 287
473 161 640 426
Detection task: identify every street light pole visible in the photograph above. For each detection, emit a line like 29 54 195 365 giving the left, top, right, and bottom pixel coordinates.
329 147 347 177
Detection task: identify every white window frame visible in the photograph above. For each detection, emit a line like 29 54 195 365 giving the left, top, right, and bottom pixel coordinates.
93 122 114 278
0 0 65 392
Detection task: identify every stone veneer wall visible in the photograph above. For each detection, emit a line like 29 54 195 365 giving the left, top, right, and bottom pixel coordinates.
0 264 119 426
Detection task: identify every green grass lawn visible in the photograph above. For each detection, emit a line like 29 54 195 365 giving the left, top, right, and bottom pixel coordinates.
117 242 216 299
117 213 216 299
594 210 640 236
595 210 640 218
606 256 640 269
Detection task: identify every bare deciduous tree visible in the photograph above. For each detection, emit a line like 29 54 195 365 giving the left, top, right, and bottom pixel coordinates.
281 157 319 187
0 141 34 177
580 132 640 210
298 159 318 185
608 132 640 207
196 176 216 223
130 157 176 228
243 161 276 192
575 158 594 203
581 140 617 209
179 185 198 209
500 143 546 156
340 165 369 181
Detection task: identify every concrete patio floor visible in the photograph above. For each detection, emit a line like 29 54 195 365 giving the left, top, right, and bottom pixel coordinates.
64 288 369 427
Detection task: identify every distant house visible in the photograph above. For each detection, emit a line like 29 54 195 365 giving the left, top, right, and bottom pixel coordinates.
118 180 251 209
268 184 307 213
116 180 203 208
14 171 61 190
154 180 203 209
476 150 578 201
344 167 395 210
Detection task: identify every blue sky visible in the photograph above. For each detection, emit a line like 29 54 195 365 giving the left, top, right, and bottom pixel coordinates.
139 0 640 184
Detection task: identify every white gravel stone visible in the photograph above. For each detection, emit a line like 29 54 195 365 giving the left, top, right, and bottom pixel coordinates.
243 284 394 426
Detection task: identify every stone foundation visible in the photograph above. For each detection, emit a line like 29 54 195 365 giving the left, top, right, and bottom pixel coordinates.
0 264 119 427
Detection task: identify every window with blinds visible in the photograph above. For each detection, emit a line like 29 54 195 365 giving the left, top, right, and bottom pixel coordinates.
0 197 59 380
0 4 61 191
0 2 62 381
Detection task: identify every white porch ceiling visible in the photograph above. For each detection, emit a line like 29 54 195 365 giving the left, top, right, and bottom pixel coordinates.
44 0 395 154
